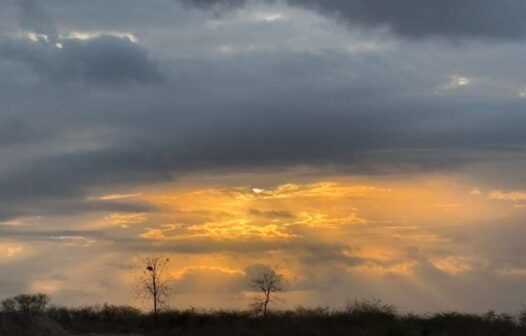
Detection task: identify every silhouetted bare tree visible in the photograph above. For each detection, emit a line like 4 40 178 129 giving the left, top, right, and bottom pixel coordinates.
249 265 286 316
137 256 170 328
1 293 49 315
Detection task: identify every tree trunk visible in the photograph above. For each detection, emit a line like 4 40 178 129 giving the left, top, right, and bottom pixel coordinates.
152 273 158 329
263 292 270 316
153 297 157 328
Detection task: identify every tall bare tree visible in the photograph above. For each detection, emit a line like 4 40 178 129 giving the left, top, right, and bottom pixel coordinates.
137 256 170 328
249 265 286 316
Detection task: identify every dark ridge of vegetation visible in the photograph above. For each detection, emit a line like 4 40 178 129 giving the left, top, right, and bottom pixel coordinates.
45 304 526 336
43 303 526 336
3 294 526 335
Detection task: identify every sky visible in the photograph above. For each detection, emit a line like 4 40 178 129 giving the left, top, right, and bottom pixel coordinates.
2 0 526 313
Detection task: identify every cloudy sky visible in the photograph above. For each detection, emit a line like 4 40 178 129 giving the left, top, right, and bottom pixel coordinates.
2 0 526 312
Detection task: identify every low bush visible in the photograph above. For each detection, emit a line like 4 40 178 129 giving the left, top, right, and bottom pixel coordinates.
1 293 50 315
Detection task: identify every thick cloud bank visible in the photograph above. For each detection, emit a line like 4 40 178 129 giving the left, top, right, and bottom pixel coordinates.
181 0 526 39
0 35 162 84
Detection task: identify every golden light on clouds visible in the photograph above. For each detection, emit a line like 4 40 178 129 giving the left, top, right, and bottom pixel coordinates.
488 190 526 202
0 244 24 260
126 177 510 252
187 219 295 239
41 174 526 309
135 182 394 242
30 279 61 294
94 193 143 201
103 177 497 278
104 213 147 228
430 257 476 275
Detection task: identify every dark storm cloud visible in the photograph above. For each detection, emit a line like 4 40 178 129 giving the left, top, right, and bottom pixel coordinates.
291 0 526 39
0 118 33 146
0 35 162 84
179 0 526 39
1 55 526 222
179 0 248 10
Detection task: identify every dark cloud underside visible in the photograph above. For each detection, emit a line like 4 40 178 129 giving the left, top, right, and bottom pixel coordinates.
179 0 526 39
0 36 162 84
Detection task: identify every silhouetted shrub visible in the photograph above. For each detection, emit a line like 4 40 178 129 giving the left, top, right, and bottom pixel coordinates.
46 304 145 333
1 298 16 313
519 308 526 328
101 303 142 323
1 293 49 315
345 298 397 320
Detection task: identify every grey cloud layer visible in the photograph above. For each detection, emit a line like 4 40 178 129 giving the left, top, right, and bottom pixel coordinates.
180 0 526 39
292 0 526 39
2 42 526 220
0 36 162 84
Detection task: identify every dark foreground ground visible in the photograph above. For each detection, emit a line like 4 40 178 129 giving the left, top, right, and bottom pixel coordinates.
3 301 526 336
